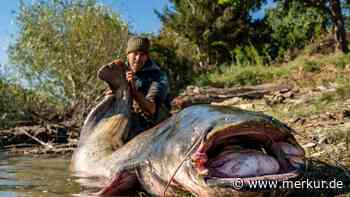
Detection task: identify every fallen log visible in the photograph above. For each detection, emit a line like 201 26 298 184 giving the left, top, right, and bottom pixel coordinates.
0 125 68 148
20 128 54 149
172 83 293 109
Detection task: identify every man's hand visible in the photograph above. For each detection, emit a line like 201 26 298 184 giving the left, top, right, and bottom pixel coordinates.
126 70 135 83
126 71 156 115
126 70 137 93
104 88 113 96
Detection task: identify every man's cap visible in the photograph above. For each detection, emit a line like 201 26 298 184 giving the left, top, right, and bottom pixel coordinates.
126 36 150 54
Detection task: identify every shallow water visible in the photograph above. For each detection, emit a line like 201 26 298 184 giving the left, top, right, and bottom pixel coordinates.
0 151 81 197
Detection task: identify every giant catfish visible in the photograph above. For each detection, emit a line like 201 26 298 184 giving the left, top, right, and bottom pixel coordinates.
71 60 305 196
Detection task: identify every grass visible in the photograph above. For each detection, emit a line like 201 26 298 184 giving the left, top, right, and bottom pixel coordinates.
195 51 350 91
310 92 337 114
336 80 350 100
195 64 290 88
269 88 349 121
193 51 350 130
303 61 321 73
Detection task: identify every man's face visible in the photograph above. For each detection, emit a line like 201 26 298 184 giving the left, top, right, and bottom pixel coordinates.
127 51 148 73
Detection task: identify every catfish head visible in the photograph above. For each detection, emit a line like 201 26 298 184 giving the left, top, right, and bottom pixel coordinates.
71 60 131 178
136 105 305 197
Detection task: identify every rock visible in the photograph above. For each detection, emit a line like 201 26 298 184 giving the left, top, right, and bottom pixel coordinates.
237 103 255 110
282 91 294 98
302 142 317 149
344 122 350 129
343 110 350 119
289 98 306 105
192 86 200 94
318 136 330 144
310 151 326 157
327 112 336 120
211 97 243 106
264 93 285 106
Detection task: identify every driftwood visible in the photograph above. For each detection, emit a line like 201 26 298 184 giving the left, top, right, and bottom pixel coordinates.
0 125 68 149
172 83 293 109
20 128 54 149
0 125 77 155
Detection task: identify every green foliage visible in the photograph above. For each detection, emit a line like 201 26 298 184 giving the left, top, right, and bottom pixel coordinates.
304 61 321 73
310 80 350 114
335 78 350 99
334 53 350 69
0 77 65 128
289 52 350 72
195 64 289 87
317 92 336 104
217 0 264 11
149 26 196 95
266 1 328 60
0 79 24 126
159 0 267 68
232 43 265 66
9 0 128 106
336 84 350 100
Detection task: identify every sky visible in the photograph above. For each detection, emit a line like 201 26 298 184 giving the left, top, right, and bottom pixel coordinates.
0 1 18 67
0 0 170 68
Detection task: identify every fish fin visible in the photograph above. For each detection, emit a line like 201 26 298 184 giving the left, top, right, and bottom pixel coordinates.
94 170 138 196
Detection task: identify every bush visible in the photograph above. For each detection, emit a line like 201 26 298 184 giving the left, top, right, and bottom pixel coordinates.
149 27 196 96
232 43 265 66
0 78 65 128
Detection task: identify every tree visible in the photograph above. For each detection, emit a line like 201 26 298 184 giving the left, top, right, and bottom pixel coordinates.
266 1 328 59
158 0 267 69
9 0 128 107
281 0 348 53
150 26 196 95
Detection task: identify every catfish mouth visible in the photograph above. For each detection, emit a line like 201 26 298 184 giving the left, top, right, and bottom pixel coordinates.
191 122 305 187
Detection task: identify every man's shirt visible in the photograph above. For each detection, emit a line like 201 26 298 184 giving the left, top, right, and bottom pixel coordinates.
128 59 171 121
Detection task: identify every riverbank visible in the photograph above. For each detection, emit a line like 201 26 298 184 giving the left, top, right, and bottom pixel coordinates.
1 79 349 196
1 79 349 168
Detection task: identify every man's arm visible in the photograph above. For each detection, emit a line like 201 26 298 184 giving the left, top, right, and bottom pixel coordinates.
126 71 157 115
131 88 156 115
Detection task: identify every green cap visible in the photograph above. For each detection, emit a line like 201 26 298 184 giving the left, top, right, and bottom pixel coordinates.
126 36 150 54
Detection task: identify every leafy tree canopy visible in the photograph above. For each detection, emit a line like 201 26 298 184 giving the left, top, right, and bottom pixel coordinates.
9 0 128 106
159 0 267 68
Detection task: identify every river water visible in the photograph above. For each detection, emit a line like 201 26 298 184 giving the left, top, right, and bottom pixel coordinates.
0 151 81 197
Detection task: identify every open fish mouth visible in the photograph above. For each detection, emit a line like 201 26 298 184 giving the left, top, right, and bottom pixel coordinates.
191 121 305 187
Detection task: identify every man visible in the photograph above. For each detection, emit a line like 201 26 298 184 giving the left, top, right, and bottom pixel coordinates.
104 36 171 142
